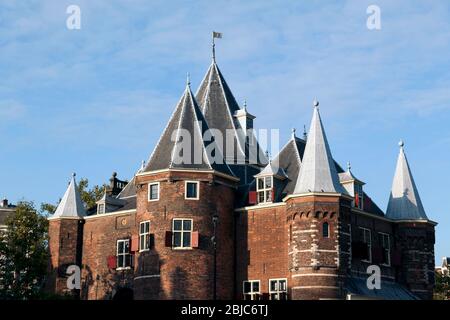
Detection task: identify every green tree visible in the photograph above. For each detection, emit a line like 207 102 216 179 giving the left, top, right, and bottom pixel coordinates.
40 178 107 215
0 201 49 299
434 271 450 300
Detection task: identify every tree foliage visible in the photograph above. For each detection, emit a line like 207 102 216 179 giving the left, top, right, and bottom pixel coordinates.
0 201 49 299
434 271 450 300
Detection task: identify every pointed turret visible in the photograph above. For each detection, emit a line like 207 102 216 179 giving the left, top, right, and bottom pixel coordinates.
144 79 234 177
294 100 347 194
52 173 86 218
195 61 266 167
386 141 428 220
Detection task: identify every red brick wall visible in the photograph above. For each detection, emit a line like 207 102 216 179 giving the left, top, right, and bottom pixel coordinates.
81 211 137 300
47 218 83 295
134 171 236 300
235 204 288 299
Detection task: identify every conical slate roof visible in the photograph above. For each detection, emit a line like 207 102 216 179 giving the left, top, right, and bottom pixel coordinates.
386 142 428 220
144 82 234 177
52 173 86 218
196 61 266 166
294 103 347 195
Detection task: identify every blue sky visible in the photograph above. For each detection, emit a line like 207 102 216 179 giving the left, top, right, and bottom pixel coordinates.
0 0 449 265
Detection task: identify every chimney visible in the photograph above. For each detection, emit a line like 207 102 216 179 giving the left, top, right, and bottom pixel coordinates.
2 198 8 207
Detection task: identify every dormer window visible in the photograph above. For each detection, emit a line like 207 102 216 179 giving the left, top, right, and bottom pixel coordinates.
355 184 364 210
256 176 273 204
97 204 105 215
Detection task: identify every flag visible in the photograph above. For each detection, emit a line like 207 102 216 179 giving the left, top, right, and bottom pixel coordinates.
213 31 222 39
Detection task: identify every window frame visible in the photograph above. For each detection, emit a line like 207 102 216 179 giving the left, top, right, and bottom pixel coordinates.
322 222 330 238
256 176 273 204
148 182 160 202
116 239 131 270
97 203 105 215
139 221 151 252
172 218 193 249
360 227 372 263
269 278 288 300
379 232 391 266
184 181 200 200
355 183 364 210
243 280 260 300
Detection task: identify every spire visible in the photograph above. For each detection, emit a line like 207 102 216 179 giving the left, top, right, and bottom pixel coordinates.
292 128 296 139
293 100 347 195
144 79 234 177
186 72 191 88
386 141 428 220
52 173 86 219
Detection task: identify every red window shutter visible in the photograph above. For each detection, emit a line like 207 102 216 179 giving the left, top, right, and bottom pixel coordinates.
354 194 359 208
249 191 257 205
131 235 139 252
271 188 276 202
191 231 199 248
107 255 116 269
165 231 172 247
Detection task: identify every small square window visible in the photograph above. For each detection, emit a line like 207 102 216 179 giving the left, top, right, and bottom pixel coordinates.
185 181 199 200
148 183 160 201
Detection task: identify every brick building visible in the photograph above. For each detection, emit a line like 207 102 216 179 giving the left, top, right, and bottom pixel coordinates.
46 53 436 300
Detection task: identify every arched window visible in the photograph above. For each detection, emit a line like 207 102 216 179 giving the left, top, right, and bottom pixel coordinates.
323 222 329 238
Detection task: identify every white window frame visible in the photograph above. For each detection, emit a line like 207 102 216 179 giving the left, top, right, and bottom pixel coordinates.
139 221 150 252
148 182 160 202
243 280 260 300
360 227 372 263
256 176 273 204
116 239 131 270
172 218 193 249
269 278 288 300
185 181 200 200
97 203 105 215
379 232 391 266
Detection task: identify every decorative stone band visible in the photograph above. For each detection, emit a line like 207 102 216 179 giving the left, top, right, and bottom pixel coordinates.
134 274 161 281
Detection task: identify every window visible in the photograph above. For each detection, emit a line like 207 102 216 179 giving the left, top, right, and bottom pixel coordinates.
354 184 364 210
322 222 329 238
269 279 287 300
256 176 273 204
243 280 260 300
185 181 199 200
97 204 105 215
117 239 131 269
148 182 160 201
139 221 150 252
172 219 192 249
379 233 390 266
360 228 372 262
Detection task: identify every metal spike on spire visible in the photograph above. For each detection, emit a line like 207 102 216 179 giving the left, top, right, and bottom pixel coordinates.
292 128 296 139
303 124 307 141
313 98 319 108
243 99 247 111
347 161 351 172
186 72 191 88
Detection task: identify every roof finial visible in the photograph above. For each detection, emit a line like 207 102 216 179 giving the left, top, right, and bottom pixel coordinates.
313 98 319 109
243 99 247 111
265 150 271 163
72 172 76 178
303 124 307 140
292 128 296 139
399 140 405 149
186 72 191 88
141 160 146 171
347 161 351 172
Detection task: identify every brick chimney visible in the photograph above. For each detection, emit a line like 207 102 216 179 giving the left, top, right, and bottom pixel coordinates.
1 198 8 207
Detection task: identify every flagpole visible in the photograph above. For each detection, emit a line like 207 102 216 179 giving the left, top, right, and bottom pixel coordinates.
212 32 216 62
